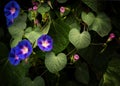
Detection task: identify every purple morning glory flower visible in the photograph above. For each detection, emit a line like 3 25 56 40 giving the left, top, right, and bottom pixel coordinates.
37 34 53 52
6 18 14 27
8 47 21 66
16 39 33 60
4 0 20 20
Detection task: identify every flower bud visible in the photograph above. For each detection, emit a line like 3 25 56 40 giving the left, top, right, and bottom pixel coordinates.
73 54 80 61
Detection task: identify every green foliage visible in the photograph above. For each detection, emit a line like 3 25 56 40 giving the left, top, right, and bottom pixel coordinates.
20 76 45 86
89 13 112 37
65 15 80 29
75 62 89 84
11 37 22 48
8 13 27 47
49 19 70 53
45 52 67 73
38 4 50 14
25 20 51 48
1 0 119 86
25 27 42 47
57 0 67 3
100 58 120 86
69 28 91 49
81 11 95 26
81 0 98 12
0 61 29 86
0 42 8 57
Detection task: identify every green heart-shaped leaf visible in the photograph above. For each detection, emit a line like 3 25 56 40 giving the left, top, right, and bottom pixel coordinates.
8 13 27 39
69 28 91 49
20 76 45 86
90 13 112 37
45 52 67 73
25 27 42 48
10 37 22 48
81 11 95 26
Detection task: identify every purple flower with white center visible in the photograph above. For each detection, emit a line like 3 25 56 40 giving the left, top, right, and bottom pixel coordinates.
4 0 20 20
37 34 53 52
16 39 33 60
8 47 21 66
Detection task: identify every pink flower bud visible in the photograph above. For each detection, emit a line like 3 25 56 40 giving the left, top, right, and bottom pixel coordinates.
34 19 39 25
73 54 80 61
107 33 115 42
109 33 115 39
60 6 65 13
28 8 32 11
33 6 38 10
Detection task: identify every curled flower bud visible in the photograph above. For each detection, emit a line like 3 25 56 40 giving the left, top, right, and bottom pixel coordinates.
107 33 115 42
33 5 38 10
73 54 80 61
109 33 115 39
60 6 65 13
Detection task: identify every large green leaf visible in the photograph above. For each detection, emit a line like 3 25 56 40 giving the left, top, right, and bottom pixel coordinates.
89 13 112 37
69 28 91 49
38 4 50 14
8 14 27 48
25 27 42 48
20 76 45 86
75 62 89 84
81 0 98 12
81 11 95 26
99 58 120 86
48 20 70 53
0 60 29 86
41 20 51 34
10 37 22 48
25 19 51 48
45 52 67 73
0 42 8 57
65 15 80 30
8 13 27 39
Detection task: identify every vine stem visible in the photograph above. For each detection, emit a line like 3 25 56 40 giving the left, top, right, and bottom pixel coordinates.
56 73 60 86
66 48 76 56
40 70 48 76
90 43 105 45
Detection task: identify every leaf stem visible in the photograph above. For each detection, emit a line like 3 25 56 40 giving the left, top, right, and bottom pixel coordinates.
90 43 104 45
66 48 76 56
40 70 48 76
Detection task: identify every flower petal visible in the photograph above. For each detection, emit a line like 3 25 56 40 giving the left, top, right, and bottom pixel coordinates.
8 47 21 66
37 34 53 52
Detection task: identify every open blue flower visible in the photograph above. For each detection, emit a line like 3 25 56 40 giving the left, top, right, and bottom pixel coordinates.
4 0 20 20
16 39 33 60
8 47 21 66
6 18 14 27
37 34 53 52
